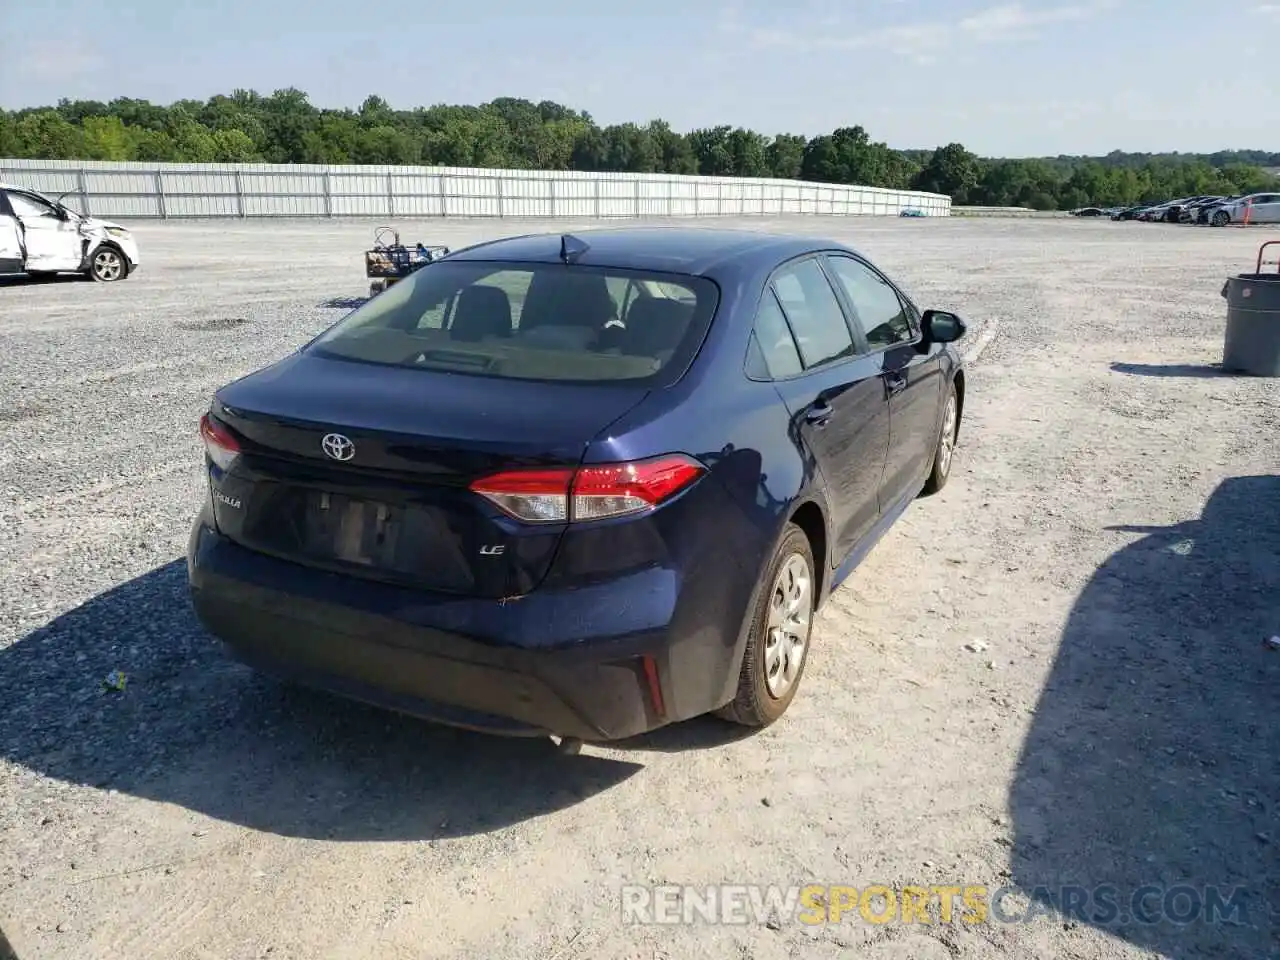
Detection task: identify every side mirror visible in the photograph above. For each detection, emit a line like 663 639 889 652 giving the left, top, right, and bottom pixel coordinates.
922 309 967 344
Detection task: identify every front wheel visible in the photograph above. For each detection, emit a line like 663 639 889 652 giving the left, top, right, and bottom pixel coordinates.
89 246 127 282
921 381 959 496
718 523 816 728
1211 210 1230 228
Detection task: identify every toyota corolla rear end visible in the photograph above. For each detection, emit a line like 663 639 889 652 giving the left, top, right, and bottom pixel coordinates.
187 249 752 740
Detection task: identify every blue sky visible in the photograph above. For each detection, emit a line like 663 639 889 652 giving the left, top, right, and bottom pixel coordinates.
1 0 1274 157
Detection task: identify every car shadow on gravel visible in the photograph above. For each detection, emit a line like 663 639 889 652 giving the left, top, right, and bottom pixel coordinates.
0 274 91 287
318 296 369 310
1110 362 1230 378
1010 474 1280 958
0 561 643 841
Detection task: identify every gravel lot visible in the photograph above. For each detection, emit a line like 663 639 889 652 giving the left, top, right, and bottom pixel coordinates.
0 215 1277 960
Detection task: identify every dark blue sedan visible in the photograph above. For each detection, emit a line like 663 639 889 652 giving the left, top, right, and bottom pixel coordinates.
187 227 967 747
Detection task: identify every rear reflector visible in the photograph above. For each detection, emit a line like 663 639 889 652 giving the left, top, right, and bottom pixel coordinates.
199 412 241 471
641 654 666 719
470 454 706 524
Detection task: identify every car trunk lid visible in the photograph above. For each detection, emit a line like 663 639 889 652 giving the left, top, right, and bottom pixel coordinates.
205 352 648 598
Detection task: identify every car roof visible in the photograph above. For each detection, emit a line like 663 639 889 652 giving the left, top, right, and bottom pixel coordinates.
0 183 50 195
443 227 851 276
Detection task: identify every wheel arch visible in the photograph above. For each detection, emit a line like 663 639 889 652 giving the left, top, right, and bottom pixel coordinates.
787 499 829 605
715 493 831 712
83 240 129 278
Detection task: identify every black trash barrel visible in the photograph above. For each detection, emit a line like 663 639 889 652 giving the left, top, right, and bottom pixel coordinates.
1221 273 1280 376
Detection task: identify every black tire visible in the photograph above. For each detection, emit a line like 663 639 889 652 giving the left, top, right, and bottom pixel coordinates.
920 380 960 496
718 523 816 728
1211 210 1230 228
89 245 127 282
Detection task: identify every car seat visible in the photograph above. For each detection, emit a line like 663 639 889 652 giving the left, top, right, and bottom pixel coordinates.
449 285 513 342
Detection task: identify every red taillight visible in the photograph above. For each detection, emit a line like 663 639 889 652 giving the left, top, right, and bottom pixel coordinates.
572 456 706 521
199 412 240 471
470 467 574 523
469 454 706 524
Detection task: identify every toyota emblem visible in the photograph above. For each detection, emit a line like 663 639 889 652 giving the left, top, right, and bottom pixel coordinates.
321 433 355 461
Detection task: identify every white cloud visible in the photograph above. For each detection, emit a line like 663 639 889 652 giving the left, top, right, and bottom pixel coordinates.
959 3 1096 40
724 1 1112 63
1254 2 1280 16
13 37 103 81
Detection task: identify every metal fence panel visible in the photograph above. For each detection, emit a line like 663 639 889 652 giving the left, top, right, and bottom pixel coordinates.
331 195 389 217
165 195 240 217
0 158 951 220
90 195 163 218
244 195 327 217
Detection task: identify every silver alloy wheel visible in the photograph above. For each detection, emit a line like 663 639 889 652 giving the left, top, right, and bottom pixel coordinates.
937 394 958 478
763 553 812 698
92 249 124 281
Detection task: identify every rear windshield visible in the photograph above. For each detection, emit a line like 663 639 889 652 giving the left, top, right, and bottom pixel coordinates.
308 260 719 385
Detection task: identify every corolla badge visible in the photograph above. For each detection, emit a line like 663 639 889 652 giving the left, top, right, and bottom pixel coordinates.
321 433 355 461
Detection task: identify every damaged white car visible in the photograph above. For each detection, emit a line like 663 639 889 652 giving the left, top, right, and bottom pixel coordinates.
0 183 140 282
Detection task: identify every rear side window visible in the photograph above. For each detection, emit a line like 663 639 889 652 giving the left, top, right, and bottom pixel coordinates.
770 259 855 368
308 260 718 385
751 291 803 379
824 256 915 350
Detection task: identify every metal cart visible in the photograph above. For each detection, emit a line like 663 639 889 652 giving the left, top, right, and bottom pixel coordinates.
365 226 449 298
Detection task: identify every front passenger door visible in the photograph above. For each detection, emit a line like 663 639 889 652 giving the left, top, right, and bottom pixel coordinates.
0 193 23 275
824 255 946 509
4 190 83 273
763 257 890 563
1255 194 1280 224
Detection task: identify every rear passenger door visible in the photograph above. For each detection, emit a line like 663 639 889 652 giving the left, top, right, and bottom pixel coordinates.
823 254 945 510
755 256 890 564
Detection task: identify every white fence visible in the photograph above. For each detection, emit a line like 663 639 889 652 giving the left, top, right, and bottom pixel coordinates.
0 159 951 221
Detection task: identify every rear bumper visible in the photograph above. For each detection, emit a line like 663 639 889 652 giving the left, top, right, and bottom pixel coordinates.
187 521 741 740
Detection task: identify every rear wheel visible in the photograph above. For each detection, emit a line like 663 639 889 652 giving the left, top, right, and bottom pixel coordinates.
89 246 127 282
921 381 959 496
718 523 815 728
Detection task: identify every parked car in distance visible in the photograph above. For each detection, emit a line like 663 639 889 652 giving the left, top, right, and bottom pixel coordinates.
1207 192 1280 226
1112 204 1151 221
0 183 139 282
1071 207 1107 217
187 228 969 745
1180 196 1224 223
1162 196 1208 223
1197 197 1232 224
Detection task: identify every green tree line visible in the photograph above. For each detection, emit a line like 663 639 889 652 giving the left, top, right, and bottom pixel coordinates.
2 90 1277 210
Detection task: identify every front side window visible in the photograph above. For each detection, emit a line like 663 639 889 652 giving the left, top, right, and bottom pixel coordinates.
770 258 855 368
308 260 718 385
6 192 59 220
824 256 915 350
